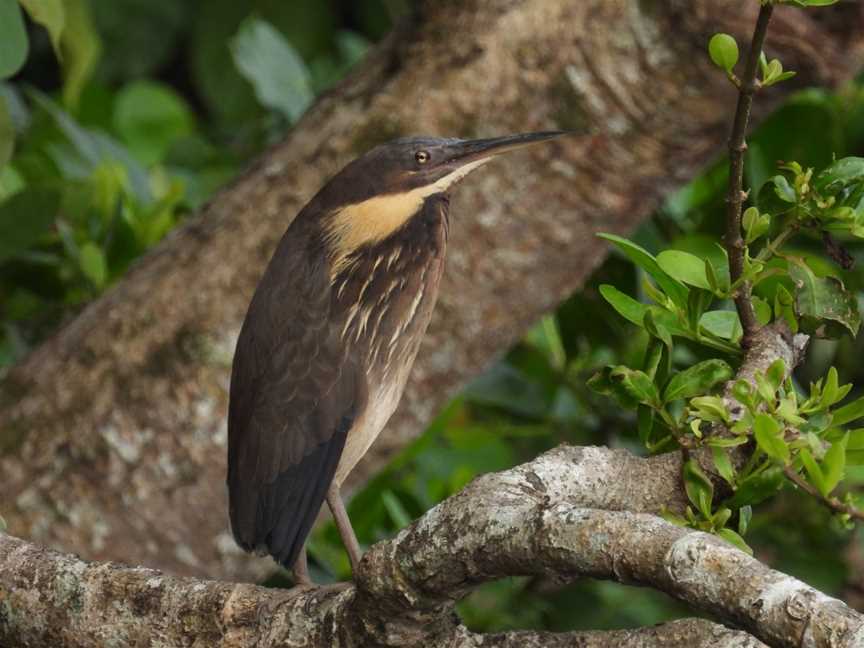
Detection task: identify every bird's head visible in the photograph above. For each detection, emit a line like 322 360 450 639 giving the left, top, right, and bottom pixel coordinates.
315 131 565 273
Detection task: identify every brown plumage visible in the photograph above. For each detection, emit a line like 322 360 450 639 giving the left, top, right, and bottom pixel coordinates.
227 132 563 583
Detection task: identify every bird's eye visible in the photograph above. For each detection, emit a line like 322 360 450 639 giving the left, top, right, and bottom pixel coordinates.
415 150 430 164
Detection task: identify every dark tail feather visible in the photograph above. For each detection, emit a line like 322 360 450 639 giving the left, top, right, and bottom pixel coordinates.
253 416 351 569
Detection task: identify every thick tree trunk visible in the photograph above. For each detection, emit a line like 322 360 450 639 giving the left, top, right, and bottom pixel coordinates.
2 0 863 582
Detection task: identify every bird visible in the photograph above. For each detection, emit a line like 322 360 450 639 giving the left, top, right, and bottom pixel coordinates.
227 131 564 585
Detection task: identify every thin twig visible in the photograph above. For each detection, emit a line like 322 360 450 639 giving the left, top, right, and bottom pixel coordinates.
725 4 774 346
783 465 864 523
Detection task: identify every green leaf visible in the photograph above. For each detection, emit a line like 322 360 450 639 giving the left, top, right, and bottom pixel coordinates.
772 175 797 203
833 396 864 427
724 466 784 509
847 428 864 450
706 436 749 448
815 157 864 195
637 404 655 445
712 446 736 485
822 433 848 496
611 366 661 408
691 395 731 424
753 297 772 326
657 250 712 290
743 206 771 244
0 0 28 79
598 234 689 309
113 81 194 166
708 33 739 72
717 528 753 555
790 260 861 337
799 448 827 496
79 242 107 287
599 284 647 327
765 359 786 393
20 0 65 57
683 459 714 519
754 413 790 464
60 0 100 108
699 310 742 341
0 189 60 262
231 17 313 122
738 505 752 536
663 359 733 403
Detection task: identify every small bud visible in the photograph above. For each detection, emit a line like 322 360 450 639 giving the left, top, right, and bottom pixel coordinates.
708 34 739 73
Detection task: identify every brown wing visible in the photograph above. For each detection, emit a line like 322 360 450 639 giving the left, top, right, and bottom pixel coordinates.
227 223 367 568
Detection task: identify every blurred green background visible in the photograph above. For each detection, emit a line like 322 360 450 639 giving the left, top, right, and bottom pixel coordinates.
2 0 864 633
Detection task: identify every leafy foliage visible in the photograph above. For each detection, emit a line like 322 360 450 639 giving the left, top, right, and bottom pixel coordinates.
0 0 384 366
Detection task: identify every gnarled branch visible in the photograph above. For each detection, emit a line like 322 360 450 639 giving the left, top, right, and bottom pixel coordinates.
3 442 858 647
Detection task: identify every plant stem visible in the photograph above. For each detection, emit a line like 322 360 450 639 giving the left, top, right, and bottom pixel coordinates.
783 465 864 523
725 3 774 347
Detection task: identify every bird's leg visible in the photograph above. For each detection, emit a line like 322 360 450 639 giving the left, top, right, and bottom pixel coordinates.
292 545 313 587
326 484 362 572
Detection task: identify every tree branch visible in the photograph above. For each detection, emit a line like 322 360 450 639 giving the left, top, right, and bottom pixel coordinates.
3 443 859 647
725 3 774 345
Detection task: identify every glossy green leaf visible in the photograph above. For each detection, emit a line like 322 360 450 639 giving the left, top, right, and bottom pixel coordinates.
0 189 60 262
790 260 861 337
0 0 28 79
231 17 313 122
708 33 738 72
599 284 647 326
598 234 689 309
754 413 790 464
663 359 733 403
657 250 711 290
20 0 65 57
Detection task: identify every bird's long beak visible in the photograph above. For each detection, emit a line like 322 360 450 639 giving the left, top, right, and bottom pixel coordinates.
446 131 566 166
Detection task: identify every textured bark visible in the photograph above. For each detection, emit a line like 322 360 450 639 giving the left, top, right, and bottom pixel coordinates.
2 0 864 583
6 442 860 648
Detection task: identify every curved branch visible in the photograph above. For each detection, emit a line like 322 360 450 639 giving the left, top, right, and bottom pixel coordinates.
3 441 860 647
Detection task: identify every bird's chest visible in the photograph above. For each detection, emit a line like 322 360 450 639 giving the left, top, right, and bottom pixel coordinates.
331 206 448 483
